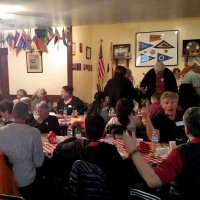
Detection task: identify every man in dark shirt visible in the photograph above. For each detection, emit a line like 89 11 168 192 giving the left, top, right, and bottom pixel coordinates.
32 101 60 135
104 65 140 109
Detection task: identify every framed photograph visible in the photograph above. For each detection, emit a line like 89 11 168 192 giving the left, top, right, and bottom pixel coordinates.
26 52 43 73
72 42 76 56
86 46 91 59
113 44 131 59
182 39 200 56
135 30 178 67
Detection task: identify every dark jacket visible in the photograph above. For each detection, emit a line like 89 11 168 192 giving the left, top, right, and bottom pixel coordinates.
104 76 140 109
140 68 178 100
33 115 60 135
57 96 86 115
170 143 200 198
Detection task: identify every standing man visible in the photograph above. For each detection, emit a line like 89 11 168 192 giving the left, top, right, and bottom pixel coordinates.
140 61 177 101
104 65 140 110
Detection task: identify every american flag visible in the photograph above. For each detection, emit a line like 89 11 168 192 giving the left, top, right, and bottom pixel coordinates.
98 43 105 81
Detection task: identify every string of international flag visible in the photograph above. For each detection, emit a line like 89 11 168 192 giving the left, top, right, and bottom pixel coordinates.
0 27 72 53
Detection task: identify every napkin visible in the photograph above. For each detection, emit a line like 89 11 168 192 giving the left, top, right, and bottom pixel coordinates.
137 141 151 154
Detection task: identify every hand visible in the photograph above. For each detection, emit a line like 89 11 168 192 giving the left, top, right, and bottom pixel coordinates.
36 116 44 124
123 130 137 154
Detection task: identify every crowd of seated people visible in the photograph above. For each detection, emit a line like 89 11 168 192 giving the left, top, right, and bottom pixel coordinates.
0 62 200 199
13 89 27 104
31 88 52 111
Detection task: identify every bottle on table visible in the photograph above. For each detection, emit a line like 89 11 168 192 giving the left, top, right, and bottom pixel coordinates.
67 123 73 137
151 130 159 156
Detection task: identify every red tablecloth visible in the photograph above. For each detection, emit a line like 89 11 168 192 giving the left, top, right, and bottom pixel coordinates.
42 135 165 165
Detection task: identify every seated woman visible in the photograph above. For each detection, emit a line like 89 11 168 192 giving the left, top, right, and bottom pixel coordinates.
0 100 14 125
56 85 86 115
20 97 34 125
87 91 109 124
13 89 27 104
32 101 60 135
31 88 52 111
141 91 187 143
105 98 141 139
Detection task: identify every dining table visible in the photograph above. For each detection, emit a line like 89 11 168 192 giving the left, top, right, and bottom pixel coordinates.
42 134 168 166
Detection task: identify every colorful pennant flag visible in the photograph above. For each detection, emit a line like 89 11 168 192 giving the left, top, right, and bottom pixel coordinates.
33 34 40 51
23 29 32 51
35 28 47 38
54 27 60 45
0 32 5 47
62 27 68 46
14 31 20 48
6 33 15 49
98 41 105 81
139 42 153 51
157 53 173 62
46 27 54 45
15 32 27 50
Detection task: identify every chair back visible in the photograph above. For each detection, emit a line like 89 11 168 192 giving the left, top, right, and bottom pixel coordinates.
68 160 111 200
130 188 161 200
0 194 25 200
0 153 19 195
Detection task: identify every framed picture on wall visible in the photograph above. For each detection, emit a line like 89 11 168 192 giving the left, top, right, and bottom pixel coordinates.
72 42 76 56
135 30 178 67
86 46 91 59
113 44 131 59
26 52 43 73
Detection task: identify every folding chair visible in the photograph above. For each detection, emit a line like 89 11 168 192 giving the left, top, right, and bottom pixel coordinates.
130 188 161 200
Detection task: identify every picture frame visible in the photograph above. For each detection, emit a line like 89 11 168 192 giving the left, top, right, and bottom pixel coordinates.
182 39 200 56
86 46 91 59
26 51 43 73
113 44 131 59
135 30 178 67
72 42 76 56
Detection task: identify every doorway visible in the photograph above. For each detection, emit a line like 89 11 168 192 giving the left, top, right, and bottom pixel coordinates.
0 48 9 99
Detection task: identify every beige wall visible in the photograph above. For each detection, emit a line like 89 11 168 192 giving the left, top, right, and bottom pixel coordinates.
6 17 200 103
73 17 200 96
7 27 67 96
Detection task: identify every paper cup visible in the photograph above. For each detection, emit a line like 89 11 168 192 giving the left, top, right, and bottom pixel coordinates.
169 141 176 151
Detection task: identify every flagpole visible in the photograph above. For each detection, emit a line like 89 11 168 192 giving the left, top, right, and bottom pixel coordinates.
98 39 105 91
100 39 103 90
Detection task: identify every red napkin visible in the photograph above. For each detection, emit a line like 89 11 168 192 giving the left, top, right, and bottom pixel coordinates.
137 141 150 154
47 131 57 144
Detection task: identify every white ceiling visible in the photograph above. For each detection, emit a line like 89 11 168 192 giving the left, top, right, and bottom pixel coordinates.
0 0 200 30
